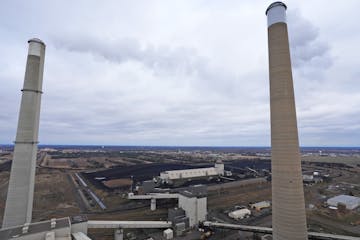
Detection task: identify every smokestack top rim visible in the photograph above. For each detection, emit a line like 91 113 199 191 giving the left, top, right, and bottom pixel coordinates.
28 38 45 46
266 1 287 15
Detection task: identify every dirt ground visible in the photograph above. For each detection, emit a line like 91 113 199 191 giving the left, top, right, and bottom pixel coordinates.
32 168 82 222
208 182 271 210
103 178 132 188
0 154 359 239
302 155 360 165
0 171 10 221
0 168 81 226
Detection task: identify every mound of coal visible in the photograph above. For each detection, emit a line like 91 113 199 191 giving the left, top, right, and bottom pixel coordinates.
83 163 211 182
0 160 11 172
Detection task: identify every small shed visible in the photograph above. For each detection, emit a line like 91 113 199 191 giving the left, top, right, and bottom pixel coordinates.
163 228 174 240
228 208 251 220
250 201 271 211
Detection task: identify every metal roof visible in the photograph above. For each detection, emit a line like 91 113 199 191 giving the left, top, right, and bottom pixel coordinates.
0 217 70 239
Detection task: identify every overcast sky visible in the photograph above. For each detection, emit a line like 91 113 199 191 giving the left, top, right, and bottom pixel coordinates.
0 0 359 146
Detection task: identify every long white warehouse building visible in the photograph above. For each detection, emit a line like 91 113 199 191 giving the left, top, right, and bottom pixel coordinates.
159 160 224 184
327 195 360 210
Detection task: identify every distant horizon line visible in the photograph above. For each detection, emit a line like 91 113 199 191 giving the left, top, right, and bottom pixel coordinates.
0 144 359 148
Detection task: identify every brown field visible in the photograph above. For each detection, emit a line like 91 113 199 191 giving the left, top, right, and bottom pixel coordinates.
208 182 272 209
103 178 132 188
0 168 81 225
0 171 10 221
47 158 72 168
302 155 360 165
32 169 81 222
43 153 148 170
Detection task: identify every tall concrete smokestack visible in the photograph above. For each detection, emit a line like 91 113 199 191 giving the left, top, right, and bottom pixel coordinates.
266 2 308 240
2 38 46 228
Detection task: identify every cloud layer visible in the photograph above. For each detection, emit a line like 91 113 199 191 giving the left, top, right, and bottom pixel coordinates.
0 0 359 146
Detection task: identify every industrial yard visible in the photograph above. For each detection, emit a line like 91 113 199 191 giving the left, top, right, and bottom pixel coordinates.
1 0 360 239
1 146 359 239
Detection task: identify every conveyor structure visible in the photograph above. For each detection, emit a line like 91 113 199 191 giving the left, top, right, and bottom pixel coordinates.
202 221 360 240
128 193 179 210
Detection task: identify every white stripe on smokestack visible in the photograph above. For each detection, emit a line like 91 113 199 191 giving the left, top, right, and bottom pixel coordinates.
28 38 44 57
2 38 46 228
266 1 287 27
266 2 308 240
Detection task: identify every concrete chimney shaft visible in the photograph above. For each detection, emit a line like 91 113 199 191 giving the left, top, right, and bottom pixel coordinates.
266 2 308 240
2 39 46 228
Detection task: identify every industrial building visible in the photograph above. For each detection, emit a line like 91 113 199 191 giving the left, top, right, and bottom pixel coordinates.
0 216 172 240
0 218 72 240
159 160 225 185
129 185 207 228
178 186 207 227
302 174 323 184
168 208 189 236
327 195 360 210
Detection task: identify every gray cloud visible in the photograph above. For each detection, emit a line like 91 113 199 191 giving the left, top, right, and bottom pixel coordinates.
288 10 333 75
0 1 359 146
52 35 260 98
53 36 202 76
